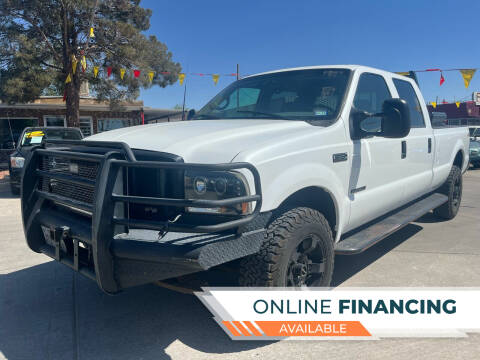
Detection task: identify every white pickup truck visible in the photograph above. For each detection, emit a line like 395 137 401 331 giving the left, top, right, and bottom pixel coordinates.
21 65 469 293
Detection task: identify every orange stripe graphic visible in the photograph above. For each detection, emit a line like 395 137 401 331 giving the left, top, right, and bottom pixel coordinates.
232 321 251 336
254 321 371 337
222 321 241 337
243 321 263 337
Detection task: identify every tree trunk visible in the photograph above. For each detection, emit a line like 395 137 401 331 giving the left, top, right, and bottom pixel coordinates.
65 76 80 127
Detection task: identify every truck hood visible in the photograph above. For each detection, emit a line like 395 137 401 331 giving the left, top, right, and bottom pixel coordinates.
86 120 312 163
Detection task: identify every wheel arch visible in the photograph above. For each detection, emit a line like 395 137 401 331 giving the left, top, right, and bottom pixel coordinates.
272 186 339 240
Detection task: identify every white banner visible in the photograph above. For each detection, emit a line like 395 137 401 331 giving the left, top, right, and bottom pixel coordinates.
196 288 480 340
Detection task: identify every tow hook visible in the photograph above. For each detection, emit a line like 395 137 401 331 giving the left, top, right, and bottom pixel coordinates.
52 226 70 261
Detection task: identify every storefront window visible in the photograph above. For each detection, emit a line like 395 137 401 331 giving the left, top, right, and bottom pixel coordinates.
79 117 93 136
44 115 66 127
98 118 130 132
0 118 39 149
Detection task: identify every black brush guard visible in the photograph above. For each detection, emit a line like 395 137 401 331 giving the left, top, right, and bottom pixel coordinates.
21 140 266 294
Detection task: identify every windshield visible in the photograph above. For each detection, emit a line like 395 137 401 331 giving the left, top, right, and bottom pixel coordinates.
470 141 480 148
194 69 351 125
20 128 82 146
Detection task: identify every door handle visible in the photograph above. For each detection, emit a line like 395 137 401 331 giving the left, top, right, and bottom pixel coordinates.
428 138 432 153
401 140 407 159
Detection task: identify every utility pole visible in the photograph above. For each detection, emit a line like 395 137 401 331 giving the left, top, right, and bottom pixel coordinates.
181 80 187 121
236 64 239 80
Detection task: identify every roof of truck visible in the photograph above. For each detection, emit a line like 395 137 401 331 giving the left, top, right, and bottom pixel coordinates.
246 65 399 78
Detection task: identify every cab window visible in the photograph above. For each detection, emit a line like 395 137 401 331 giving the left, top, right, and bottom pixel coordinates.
353 73 392 133
393 79 425 128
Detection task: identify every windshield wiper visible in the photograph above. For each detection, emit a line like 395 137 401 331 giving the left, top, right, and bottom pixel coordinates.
235 110 286 119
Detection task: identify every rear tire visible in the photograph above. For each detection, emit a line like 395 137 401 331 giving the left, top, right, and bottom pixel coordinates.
239 207 334 287
433 165 462 220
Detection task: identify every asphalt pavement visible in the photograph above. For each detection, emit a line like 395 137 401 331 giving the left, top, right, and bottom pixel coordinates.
0 169 479 359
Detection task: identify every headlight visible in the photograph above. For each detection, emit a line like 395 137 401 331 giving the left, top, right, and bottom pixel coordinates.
185 170 252 215
10 156 25 168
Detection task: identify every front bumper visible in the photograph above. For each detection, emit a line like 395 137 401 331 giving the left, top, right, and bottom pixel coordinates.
21 140 265 294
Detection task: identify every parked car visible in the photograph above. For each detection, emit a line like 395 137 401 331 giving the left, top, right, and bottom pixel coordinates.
9 127 83 194
21 65 469 293
470 140 480 168
469 126 480 140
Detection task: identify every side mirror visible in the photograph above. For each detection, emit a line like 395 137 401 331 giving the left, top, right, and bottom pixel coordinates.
187 109 196 120
350 98 410 139
380 98 410 138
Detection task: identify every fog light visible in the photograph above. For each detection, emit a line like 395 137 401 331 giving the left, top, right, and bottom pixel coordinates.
194 177 207 195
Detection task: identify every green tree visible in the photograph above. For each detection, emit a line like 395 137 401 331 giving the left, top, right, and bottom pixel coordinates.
0 0 181 126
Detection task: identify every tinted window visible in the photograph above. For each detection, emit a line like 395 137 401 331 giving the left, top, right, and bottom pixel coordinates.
393 79 425 128
353 73 391 132
20 128 82 146
194 69 351 125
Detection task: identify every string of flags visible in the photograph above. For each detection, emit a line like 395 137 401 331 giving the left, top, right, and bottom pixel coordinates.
396 68 477 88
64 55 237 86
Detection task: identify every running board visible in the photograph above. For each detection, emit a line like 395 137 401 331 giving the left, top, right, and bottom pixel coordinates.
335 193 448 255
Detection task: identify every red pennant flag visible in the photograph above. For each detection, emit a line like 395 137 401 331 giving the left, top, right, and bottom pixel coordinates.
63 89 67 102
133 69 140 78
107 67 112 77
440 73 445 86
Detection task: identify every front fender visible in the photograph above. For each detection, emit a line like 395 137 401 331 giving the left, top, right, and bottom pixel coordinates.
258 162 348 242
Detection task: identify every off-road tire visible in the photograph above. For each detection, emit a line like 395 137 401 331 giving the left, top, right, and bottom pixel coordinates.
433 165 462 220
239 207 334 287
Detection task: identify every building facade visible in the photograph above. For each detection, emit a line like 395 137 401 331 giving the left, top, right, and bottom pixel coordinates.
0 96 183 168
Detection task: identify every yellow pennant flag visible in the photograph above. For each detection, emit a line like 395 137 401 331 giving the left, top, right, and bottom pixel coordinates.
120 68 126 80
212 74 220 85
93 66 99 78
72 57 78 75
456 101 461 108
148 71 155 82
89 27 95 38
431 101 437 109
460 69 476 89
65 73 72 84
395 71 410 76
178 73 185 85
81 56 87 72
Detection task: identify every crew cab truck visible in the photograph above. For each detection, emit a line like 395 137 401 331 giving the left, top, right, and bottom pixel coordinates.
21 65 469 293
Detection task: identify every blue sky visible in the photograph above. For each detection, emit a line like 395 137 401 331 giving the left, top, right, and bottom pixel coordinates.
140 0 480 110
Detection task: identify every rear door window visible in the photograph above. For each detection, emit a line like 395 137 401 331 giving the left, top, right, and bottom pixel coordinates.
393 79 426 128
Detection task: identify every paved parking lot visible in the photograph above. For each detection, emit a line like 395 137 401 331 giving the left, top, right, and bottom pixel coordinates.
1 169 479 360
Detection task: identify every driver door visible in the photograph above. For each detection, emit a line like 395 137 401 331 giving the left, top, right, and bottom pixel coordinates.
346 72 407 231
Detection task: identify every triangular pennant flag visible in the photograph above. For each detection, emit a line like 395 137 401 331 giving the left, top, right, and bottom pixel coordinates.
120 68 126 80
133 69 140 78
178 73 185 85
212 74 220 85
460 69 476 89
395 72 410 76
440 73 445 86
81 56 87 72
107 67 112 77
456 101 461 108
63 89 67 102
148 71 154 82
93 66 99 78
432 102 437 108
71 56 78 75
65 73 72 84
89 27 95 38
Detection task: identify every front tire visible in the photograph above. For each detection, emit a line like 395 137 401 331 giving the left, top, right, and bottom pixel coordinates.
433 165 462 220
239 207 334 287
